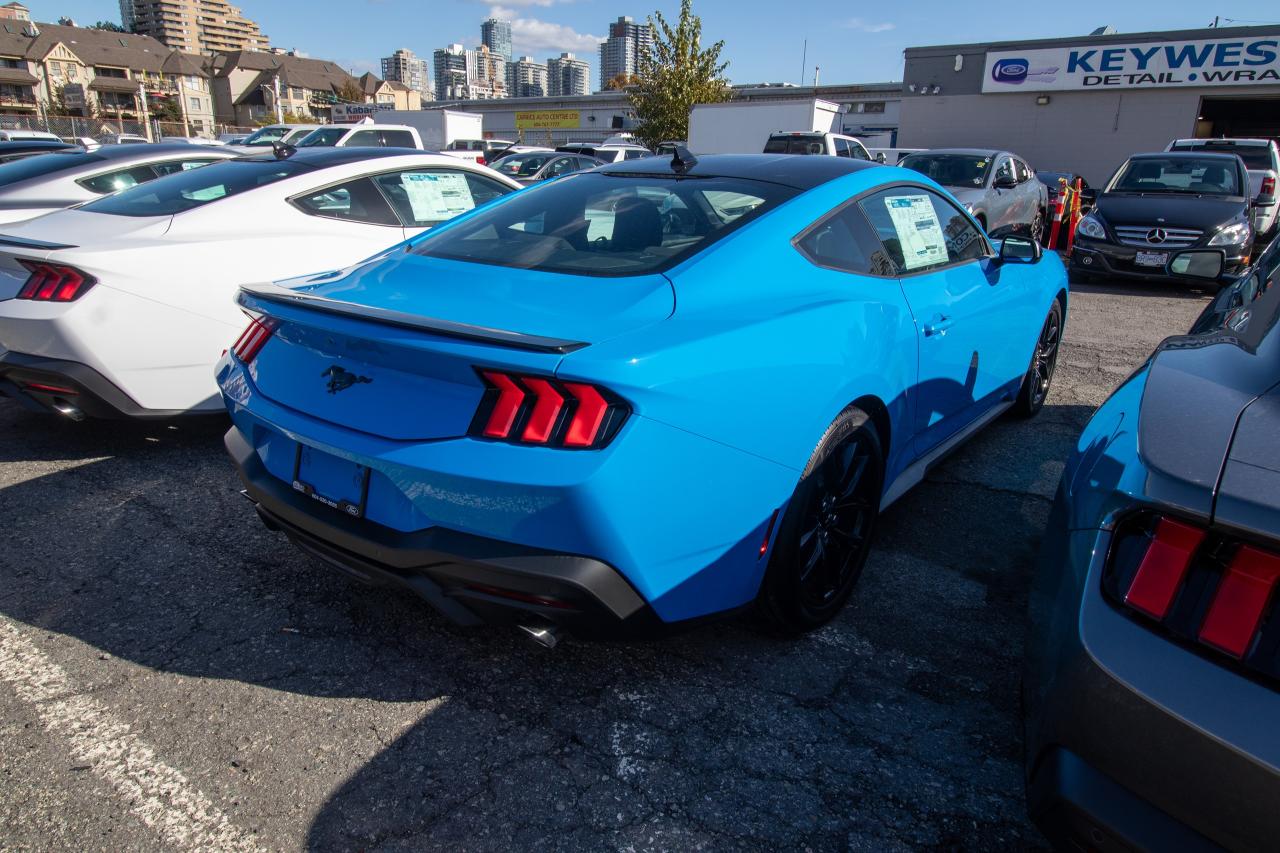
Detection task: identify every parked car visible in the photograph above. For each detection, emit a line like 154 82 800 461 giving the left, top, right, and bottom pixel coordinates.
554 142 652 163
1071 151 1254 285
297 124 422 150
0 140 78 163
0 148 520 419
96 133 150 145
900 148 1047 239
235 124 322 150
1034 170 1095 214
490 151 604 185
654 140 685 157
158 135 225 146
1167 137 1280 237
0 129 61 142
217 132 248 145
0 143 237 225
763 132 872 161
1024 236 1280 851
59 135 100 150
446 138 514 161
215 155 1066 643
869 148 924 166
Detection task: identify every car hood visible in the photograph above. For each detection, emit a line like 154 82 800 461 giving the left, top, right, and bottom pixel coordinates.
1095 193 1247 230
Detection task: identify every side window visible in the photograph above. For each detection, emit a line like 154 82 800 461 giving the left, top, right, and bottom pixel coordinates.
371 168 512 227
624 149 647 160
151 158 219 176
576 157 598 170
857 187 989 273
77 165 160 194
994 158 1014 185
834 138 851 158
547 156 578 178
795 206 885 274
380 130 416 148
291 176 401 226
1014 159 1032 183
344 129 381 147
849 140 870 161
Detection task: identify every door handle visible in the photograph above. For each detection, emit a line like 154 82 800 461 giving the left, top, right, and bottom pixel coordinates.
923 315 954 337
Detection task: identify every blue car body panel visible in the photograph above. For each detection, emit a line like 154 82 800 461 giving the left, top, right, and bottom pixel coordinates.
219 160 1067 625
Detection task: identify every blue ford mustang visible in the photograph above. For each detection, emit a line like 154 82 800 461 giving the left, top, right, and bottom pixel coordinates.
217 154 1067 639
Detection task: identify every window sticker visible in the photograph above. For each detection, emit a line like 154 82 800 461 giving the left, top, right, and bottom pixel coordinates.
883 195 948 270
401 172 475 222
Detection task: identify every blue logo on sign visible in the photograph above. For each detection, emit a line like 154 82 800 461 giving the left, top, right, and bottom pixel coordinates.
992 58 1030 85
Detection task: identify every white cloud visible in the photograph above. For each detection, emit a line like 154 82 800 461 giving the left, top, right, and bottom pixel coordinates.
489 5 601 57
843 18 895 33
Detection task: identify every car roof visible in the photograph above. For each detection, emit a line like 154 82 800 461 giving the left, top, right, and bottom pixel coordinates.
234 146 435 168
39 142 233 163
1171 138 1272 147
1132 151 1244 161
0 140 75 151
908 148 1003 158
597 153 881 190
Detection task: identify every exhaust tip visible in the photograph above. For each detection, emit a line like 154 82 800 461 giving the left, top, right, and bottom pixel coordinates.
50 399 84 421
518 623 560 650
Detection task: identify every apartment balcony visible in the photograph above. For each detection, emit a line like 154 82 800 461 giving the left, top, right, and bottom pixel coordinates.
0 91 36 110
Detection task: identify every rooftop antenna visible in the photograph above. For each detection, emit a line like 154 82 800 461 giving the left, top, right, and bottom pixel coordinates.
670 145 697 175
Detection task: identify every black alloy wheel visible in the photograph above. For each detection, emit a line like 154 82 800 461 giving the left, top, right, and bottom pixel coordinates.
1014 300 1063 417
759 407 884 633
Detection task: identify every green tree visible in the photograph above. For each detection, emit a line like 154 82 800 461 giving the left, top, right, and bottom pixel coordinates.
628 0 730 150
335 79 365 104
147 94 182 122
92 21 127 32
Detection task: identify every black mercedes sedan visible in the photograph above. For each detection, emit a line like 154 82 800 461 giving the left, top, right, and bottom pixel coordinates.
1071 151 1255 285
1025 239 1280 850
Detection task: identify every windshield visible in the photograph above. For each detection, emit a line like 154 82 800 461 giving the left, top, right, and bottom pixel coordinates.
493 153 553 177
764 135 824 155
900 153 993 188
412 172 798 277
80 158 308 217
297 128 347 147
1171 142 1272 171
0 151 104 187
1110 157 1242 195
241 126 292 146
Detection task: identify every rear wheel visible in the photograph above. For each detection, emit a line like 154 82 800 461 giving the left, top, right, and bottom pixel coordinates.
758 407 884 633
1013 300 1063 417
1031 208 1046 244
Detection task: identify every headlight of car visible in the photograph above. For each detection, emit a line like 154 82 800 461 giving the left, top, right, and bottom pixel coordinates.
1208 219 1252 246
1076 212 1107 240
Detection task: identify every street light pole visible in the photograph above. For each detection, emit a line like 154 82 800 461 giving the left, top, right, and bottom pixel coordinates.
138 79 152 141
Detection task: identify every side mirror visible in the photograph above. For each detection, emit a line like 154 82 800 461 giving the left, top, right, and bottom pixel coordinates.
875 152 887 164
994 175 1018 190
1170 250 1224 280
999 235 1042 263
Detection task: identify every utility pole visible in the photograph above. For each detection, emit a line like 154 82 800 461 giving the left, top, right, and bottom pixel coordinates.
273 74 284 123
138 79 152 141
800 39 807 87
177 78 190 137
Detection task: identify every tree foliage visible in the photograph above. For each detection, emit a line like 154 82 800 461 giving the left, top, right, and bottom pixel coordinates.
147 94 182 122
628 0 730 149
335 79 365 104
92 21 127 32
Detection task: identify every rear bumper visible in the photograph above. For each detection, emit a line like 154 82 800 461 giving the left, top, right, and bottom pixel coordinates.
228 424 667 636
1024 496 1280 851
0 349 190 419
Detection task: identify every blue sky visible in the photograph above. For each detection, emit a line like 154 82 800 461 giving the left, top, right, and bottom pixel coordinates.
33 1 1280 87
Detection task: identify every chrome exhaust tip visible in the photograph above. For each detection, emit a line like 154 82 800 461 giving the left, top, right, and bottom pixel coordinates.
50 399 84 421
518 623 560 650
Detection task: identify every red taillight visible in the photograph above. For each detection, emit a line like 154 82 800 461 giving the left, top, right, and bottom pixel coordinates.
1105 513 1280 676
1262 176 1276 197
16 260 95 302
477 156 487 166
231 314 279 364
471 369 627 449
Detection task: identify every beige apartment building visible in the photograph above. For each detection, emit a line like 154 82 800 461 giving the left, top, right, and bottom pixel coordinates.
120 0 268 54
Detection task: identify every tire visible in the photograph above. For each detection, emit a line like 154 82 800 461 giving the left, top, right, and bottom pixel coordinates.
1031 209 1046 244
1013 300 1064 418
758 407 885 633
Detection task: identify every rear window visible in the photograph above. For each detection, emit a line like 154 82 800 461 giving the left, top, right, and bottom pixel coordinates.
241 126 291 146
80 158 308 217
1172 141 1274 170
493 153 553 177
298 128 347 147
0 151 104 187
412 172 798 276
764 135 826 155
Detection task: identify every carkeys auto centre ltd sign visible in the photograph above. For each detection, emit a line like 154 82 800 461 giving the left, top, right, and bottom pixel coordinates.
982 35 1280 92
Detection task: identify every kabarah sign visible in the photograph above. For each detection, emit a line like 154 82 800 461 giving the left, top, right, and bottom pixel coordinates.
982 36 1280 92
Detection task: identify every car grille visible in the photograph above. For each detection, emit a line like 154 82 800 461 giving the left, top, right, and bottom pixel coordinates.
1113 225 1203 248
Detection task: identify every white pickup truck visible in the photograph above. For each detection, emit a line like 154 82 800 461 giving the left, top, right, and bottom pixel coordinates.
1167 138 1279 237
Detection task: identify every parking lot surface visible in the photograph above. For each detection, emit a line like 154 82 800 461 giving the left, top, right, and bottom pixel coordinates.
0 275 1216 851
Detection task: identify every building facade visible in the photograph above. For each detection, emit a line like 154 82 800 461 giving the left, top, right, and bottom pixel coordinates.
0 20 216 134
899 24 1280 184
471 44 506 99
480 18 511 62
381 48 428 100
547 52 589 97
507 56 547 99
433 43 471 101
120 0 268 54
209 49 373 125
598 16 650 89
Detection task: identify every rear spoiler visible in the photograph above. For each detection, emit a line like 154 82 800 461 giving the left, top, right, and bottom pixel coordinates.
0 235 76 250
238 282 588 354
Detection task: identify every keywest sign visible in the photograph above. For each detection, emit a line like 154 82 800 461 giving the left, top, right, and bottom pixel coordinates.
982 36 1280 92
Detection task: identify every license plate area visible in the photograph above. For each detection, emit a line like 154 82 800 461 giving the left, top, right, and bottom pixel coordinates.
1135 251 1168 268
291 443 370 519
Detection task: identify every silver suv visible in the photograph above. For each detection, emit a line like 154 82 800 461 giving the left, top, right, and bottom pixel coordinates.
1166 138 1279 237
900 148 1048 240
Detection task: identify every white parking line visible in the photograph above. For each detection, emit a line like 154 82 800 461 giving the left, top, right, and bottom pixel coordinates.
0 618 262 852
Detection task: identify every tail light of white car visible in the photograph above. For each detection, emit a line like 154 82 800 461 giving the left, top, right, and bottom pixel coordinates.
470 369 628 450
1261 176 1276 200
1104 512 1280 683
16 260 96 302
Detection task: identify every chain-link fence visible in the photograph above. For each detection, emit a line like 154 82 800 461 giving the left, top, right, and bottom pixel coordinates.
0 112 258 142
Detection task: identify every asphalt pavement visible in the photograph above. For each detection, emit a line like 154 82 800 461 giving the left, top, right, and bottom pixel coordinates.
0 274 1216 851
